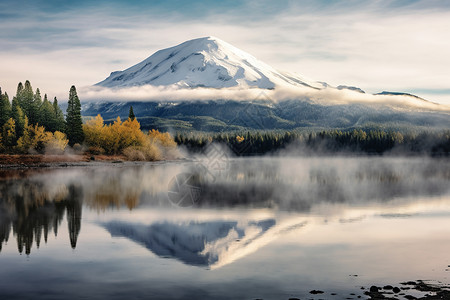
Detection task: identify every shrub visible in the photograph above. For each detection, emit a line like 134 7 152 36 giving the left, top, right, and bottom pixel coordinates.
83 115 177 161
45 131 69 154
123 147 146 161
16 121 52 154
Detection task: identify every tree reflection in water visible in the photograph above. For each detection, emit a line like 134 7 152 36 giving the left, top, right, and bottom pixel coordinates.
0 177 82 254
1 157 449 256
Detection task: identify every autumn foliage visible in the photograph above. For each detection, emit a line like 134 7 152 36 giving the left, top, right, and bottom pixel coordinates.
0 116 69 154
0 82 177 159
83 114 177 160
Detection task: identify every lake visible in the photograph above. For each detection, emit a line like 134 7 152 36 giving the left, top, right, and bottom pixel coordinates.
1 155 450 300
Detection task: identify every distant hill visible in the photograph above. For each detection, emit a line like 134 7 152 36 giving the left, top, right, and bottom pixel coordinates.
81 100 450 132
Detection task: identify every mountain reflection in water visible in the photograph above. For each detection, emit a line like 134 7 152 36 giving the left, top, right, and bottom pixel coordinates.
103 218 305 269
0 157 449 257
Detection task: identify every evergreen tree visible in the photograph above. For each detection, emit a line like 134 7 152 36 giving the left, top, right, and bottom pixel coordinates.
11 97 26 139
16 82 24 101
0 90 11 128
39 94 57 132
20 80 34 120
53 97 65 132
65 86 84 146
32 88 43 124
128 105 135 121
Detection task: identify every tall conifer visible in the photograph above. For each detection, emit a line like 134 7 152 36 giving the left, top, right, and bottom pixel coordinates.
0 90 11 128
11 97 25 139
40 94 57 132
128 105 135 121
53 97 65 132
65 86 84 146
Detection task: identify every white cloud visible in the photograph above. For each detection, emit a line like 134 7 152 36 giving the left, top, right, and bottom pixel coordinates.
80 84 450 113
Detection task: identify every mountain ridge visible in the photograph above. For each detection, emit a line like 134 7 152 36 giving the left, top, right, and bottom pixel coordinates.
79 99 450 132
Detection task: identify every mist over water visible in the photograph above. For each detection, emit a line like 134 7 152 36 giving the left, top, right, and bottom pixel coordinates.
2 156 449 211
1 156 450 299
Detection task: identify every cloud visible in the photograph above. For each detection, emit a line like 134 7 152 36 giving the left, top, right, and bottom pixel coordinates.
81 85 266 102
0 0 449 105
80 84 450 112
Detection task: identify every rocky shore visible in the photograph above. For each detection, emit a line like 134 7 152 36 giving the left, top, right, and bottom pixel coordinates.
282 279 450 300
362 280 450 300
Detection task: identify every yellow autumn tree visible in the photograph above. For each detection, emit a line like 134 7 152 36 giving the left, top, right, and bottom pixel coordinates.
110 117 145 153
45 131 69 154
82 114 176 160
1 118 16 151
16 120 52 153
122 117 147 147
98 117 146 154
103 117 123 154
83 114 105 146
148 129 177 148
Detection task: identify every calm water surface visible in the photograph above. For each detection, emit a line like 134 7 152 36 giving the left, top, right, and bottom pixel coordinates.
0 157 449 300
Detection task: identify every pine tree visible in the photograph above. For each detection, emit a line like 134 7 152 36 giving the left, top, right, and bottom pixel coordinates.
39 94 57 132
128 105 135 121
32 88 43 124
65 86 84 146
53 97 65 132
20 80 34 121
0 90 11 128
11 97 25 139
16 82 24 101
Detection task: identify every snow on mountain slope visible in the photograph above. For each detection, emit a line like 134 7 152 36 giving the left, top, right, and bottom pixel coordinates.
103 218 306 269
96 36 322 90
91 36 450 112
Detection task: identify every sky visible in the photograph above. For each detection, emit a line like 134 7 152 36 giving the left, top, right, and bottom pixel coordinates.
1 0 450 104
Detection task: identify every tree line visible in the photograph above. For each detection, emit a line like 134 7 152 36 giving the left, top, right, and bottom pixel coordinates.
0 81 84 153
174 129 450 156
1 80 177 159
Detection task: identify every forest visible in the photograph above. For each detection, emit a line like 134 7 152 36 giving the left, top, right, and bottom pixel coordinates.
0 81 177 160
0 81 68 153
174 129 450 156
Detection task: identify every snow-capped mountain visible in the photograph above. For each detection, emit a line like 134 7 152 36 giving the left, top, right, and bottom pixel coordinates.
103 218 306 269
96 36 322 90
88 36 450 131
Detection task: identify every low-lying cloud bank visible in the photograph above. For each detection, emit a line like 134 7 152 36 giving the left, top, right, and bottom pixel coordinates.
80 85 450 112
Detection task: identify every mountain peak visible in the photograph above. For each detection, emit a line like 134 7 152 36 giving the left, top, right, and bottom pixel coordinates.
173 36 224 48
95 37 321 90
192 36 222 42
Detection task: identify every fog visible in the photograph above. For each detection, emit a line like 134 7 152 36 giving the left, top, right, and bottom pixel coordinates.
80 85 450 112
1 156 449 214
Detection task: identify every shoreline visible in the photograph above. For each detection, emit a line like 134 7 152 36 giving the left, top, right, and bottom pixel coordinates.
0 154 162 169
0 154 193 176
